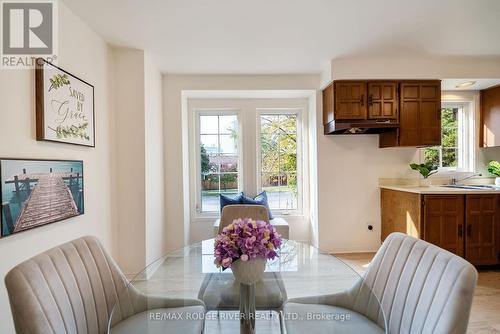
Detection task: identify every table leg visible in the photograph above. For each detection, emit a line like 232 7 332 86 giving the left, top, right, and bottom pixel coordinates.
239 283 256 334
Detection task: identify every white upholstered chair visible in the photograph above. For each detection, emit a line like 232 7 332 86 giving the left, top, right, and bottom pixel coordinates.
213 204 290 239
283 232 478 334
5 236 205 334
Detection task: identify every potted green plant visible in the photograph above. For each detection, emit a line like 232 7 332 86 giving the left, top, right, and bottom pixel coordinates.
410 163 438 187
488 161 500 186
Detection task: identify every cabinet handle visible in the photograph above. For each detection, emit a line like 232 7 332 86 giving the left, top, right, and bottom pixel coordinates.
458 225 463 237
368 94 373 106
467 225 472 237
360 95 365 106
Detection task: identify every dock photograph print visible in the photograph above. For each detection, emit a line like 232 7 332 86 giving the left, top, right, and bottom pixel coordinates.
0 159 84 237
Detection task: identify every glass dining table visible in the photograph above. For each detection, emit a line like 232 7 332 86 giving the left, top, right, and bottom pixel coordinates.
108 239 386 334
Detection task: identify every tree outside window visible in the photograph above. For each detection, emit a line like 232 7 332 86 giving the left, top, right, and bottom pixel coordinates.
260 114 298 210
424 107 459 169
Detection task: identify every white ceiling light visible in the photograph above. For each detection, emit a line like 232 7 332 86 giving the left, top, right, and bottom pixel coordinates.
455 81 477 88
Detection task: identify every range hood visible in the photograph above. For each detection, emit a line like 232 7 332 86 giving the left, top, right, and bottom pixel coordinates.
324 120 399 135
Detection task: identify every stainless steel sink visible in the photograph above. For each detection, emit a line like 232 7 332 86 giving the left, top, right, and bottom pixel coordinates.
441 185 500 190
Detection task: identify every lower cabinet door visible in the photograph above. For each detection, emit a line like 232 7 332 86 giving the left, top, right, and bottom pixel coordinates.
465 195 500 265
423 195 465 257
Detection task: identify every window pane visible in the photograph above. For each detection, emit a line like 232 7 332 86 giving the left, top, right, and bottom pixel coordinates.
220 155 238 172
280 173 297 210
424 147 440 166
423 106 461 170
279 133 297 172
200 135 218 153
261 133 279 172
199 114 239 212
219 115 237 135
442 148 458 168
219 134 237 154
200 115 219 134
201 174 220 212
261 173 280 209
260 113 299 211
442 126 458 148
220 173 238 194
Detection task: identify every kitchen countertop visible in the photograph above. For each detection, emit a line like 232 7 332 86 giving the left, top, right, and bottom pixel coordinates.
380 185 500 194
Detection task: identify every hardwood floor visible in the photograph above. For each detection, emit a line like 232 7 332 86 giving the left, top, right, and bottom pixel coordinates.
334 253 500 333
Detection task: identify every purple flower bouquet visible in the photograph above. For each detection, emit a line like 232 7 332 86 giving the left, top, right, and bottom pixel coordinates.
214 218 282 270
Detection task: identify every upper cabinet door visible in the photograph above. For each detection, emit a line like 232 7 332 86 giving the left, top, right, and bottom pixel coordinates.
322 83 334 125
399 83 421 146
480 85 500 147
334 81 367 120
419 82 441 146
398 81 441 147
368 82 398 119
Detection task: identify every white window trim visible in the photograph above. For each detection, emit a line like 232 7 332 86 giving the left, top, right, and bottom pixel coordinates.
193 108 243 217
188 98 309 222
419 101 475 174
256 108 304 216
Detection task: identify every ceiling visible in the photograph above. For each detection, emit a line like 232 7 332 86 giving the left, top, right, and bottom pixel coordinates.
62 0 500 74
441 79 500 91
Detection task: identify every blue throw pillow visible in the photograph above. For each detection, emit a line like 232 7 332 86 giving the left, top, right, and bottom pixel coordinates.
241 191 274 220
220 193 243 212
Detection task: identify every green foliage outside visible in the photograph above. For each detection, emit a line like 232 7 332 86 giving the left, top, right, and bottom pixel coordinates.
410 163 438 179
488 161 500 177
199 115 298 197
200 144 211 174
424 108 458 168
260 115 297 196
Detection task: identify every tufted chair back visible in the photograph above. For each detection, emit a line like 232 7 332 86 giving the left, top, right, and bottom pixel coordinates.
219 204 270 233
5 236 148 334
350 232 478 333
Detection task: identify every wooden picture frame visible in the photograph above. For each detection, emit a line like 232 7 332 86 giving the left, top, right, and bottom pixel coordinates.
35 58 95 147
0 158 84 238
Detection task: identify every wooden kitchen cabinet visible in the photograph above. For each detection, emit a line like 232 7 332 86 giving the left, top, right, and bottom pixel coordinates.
379 80 441 147
367 81 398 119
334 81 367 120
381 189 500 266
480 85 500 147
321 79 441 144
422 195 465 257
322 82 334 125
466 195 500 265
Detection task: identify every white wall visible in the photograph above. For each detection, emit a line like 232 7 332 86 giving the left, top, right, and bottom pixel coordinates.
113 48 147 274
316 135 417 252
113 49 165 274
330 55 500 83
144 54 166 264
0 3 115 333
162 75 319 251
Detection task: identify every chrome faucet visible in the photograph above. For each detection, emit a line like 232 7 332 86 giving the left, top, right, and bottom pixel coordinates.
450 173 482 185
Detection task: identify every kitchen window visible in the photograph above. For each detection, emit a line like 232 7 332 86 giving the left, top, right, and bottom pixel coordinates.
422 103 473 172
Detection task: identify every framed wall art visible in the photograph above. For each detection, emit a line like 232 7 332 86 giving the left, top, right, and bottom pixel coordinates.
35 59 95 147
0 158 84 237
